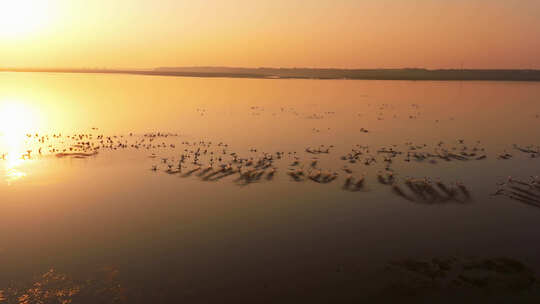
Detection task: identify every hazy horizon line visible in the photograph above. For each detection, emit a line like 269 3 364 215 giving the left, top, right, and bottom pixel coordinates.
2 66 540 82
2 66 540 71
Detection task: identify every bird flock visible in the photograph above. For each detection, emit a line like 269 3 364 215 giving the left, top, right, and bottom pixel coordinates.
1 100 538 205
2 128 539 207
493 176 540 209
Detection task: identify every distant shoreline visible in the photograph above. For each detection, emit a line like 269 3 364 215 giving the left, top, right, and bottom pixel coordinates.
2 67 540 81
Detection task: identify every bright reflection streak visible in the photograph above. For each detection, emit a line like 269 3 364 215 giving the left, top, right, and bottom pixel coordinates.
1 141 29 185
5 158 27 185
0 101 39 184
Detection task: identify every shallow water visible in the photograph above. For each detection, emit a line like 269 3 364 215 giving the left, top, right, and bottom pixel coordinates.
1 73 540 302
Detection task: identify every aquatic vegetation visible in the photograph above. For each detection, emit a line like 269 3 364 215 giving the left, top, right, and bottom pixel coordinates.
0 267 126 304
383 256 538 296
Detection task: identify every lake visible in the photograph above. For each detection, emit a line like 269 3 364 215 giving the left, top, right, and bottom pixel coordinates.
1 72 540 302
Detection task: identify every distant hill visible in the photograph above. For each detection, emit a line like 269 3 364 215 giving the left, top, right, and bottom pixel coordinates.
2 67 540 81
155 67 540 81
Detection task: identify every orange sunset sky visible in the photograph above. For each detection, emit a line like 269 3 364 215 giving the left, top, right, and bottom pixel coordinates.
0 0 539 69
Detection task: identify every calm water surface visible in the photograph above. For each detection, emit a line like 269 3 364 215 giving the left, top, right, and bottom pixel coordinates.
1 73 540 302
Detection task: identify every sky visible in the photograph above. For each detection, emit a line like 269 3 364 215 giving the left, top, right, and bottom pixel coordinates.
0 0 539 69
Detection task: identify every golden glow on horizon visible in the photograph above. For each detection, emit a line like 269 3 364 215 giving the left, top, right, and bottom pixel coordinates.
0 0 50 38
0 0 539 69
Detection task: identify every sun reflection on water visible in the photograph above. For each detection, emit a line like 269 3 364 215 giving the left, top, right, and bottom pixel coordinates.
0 102 40 184
4 159 27 184
1 129 30 184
